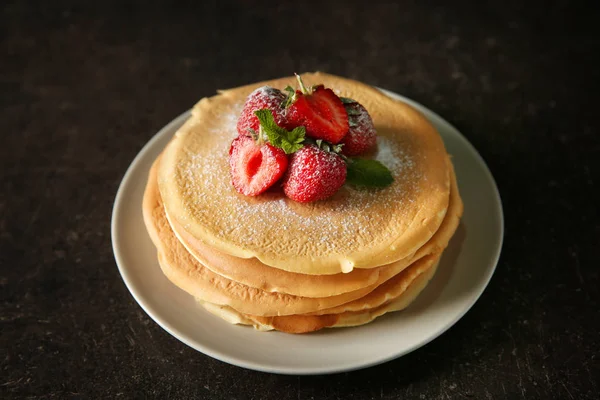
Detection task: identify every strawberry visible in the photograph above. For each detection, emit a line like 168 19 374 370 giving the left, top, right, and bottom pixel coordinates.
236 86 287 137
228 135 288 196
283 145 347 202
339 101 377 156
285 76 349 144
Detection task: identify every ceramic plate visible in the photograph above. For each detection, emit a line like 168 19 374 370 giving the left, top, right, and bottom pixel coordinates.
111 89 503 375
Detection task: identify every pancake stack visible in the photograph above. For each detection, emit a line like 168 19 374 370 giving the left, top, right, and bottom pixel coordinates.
142 73 463 333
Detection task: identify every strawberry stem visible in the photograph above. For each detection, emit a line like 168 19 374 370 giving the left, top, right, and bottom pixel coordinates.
294 73 310 95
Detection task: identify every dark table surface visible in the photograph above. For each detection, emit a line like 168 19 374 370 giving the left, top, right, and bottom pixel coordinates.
2 1 599 399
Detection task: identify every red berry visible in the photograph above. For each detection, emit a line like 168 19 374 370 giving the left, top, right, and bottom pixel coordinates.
286 85 349 144
340 102 377 156
228 136 288 196
236 86 287 136
283 145 347 203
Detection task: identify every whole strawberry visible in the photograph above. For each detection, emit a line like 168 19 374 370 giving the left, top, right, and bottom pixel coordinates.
284 75 349 144
229 135 288 196
283 145 347 203
340 101 377 156
236 86 287 137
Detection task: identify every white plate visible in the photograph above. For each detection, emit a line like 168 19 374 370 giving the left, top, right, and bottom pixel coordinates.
111 89 503 375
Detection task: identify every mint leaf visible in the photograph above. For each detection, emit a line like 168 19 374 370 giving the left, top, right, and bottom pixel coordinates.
346 158 394 188
280 126 305 153
340 97 356 104
254 109 305 154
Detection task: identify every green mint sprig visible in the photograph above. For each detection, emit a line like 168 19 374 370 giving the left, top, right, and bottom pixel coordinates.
254 109 305 154
346 158 394 188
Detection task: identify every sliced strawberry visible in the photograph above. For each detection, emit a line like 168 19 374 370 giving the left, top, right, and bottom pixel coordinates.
236 86 287 136
340 102 377 156
283 145 347 202
286 85 349 144
229 135 288 196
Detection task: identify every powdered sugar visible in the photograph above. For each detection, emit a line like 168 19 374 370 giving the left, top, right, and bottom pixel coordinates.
173 106 422 258
236 86 287 136
253 86 283 99
375 136 414 174
210 108 240 138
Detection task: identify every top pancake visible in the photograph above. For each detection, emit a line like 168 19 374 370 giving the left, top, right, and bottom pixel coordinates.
158 72 450 275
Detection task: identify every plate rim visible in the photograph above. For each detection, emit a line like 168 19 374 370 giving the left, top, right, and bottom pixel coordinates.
111 90 504 375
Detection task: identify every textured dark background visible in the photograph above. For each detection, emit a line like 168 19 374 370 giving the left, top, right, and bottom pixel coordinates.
2 0 599 399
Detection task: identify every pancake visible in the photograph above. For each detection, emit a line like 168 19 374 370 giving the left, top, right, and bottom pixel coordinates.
143 159 383 316
197 257 440 334
168 158 462 297
307 253 439 315
158 72 450 275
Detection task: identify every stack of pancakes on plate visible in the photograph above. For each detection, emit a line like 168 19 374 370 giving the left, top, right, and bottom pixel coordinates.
142 73 463 333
